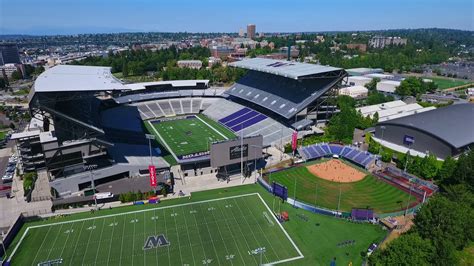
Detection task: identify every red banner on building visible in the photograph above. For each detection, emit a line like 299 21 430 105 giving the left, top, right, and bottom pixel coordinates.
291 131 298 151
149 165 157 187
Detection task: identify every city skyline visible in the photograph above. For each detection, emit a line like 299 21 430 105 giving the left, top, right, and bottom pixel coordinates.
0 0 473 35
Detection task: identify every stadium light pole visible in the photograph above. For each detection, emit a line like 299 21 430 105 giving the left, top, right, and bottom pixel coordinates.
337 185 342 214
84 164 98 210
145 134 156 166
379 126 386 155
240 125 244 184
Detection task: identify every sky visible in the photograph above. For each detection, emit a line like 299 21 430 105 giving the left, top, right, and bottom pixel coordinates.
1 0 473 35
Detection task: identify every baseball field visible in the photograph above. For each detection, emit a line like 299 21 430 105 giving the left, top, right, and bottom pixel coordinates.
265 159 419 213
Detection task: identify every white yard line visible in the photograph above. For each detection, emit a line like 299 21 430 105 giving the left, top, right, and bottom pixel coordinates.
118 215 127 266
7 193 300 265
80 219 96 265
45 223 64 261
199 204 221 265
207 202 233 266
180 205 196 265
190 205 208 266
106 216 117 265
256 193 304 265
216 202 246 265
172 207 184 265
30 226 52 264
194 115 229 140
66 220 86 264
93 219 106 265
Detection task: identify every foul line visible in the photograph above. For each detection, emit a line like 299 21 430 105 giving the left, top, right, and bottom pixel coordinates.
194 115 229 140
8 193 259 262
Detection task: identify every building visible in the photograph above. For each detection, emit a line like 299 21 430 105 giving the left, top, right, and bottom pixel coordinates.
347 76 372 87
208 57 222 67
0 63 19 78
346 43 367 53
0 43 21 65
346 68 384 76
357 100 435 122
247 24 256 40
339 86 368 99
238 28 245 37
374 104 474 159
369 36 408 49
177 60 202 69
376 80 401 94
210 45 234 59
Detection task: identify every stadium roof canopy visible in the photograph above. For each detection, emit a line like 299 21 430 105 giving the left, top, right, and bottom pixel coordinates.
34 65 128 93
124 80 209 91
378 103 474 149
229 58 342 80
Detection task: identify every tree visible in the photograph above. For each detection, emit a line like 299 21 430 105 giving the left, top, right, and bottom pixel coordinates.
11 70 22 80
0 78 6 89
437 156 456 181
419 153 439 179
365 78 380 92
122 61 129 77
369 233 434 265
450 151 474 190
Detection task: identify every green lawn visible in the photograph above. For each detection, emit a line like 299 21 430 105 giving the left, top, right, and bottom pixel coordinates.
425 77 472 90
148 114 235 158
265 161 419 214
6 185 386 266
0 131 7 141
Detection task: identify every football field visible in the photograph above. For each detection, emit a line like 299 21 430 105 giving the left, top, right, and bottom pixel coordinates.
148 114 235 158
8 193 303 265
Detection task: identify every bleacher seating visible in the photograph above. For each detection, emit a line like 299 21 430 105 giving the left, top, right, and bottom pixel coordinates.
297 144 377 169
218 108 268 132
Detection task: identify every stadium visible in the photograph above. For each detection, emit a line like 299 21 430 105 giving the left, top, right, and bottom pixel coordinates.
23 58 346 196
3 58 441 265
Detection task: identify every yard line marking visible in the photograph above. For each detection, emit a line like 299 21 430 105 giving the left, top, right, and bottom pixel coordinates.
58 222 75 259
163 209 171 266
106 216 117 265
68 220 86 264
143 211 146 266
223 198 258 265
93 218 107 265
153 209 159 266
216 202 246 265
232 198 271 263
256 193 305 264
180 204 196 266
45 223 64 262
118 214 127 266
81 219 96 265
194 115 229 140
207 202 234 266
8 193 258 263
30 225 52 265
131 213 137 266
172 206 185 265
190 204 209 266
240 196 285 261
198 204 221 265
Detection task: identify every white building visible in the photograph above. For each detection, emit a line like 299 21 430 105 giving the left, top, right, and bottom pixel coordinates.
369 36 408 48
376 80 401 94
0 63 19 78
339 86 368 99
177 60 202 69
356 100 435 122
347 76 372 87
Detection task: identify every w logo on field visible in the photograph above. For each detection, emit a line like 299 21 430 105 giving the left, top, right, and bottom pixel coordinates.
143 234 170 250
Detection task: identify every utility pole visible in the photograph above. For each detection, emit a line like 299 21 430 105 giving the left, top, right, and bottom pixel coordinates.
337 185 342 214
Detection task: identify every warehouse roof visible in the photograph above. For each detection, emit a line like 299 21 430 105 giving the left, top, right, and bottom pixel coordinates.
34 65 127 93
229 58 343 80
378 104 474 149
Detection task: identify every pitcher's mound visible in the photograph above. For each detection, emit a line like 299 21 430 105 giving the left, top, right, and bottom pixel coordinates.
306 159 366 183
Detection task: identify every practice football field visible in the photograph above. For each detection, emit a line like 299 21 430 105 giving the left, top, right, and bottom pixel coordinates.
266 160 419 214
148 114 235 157
8 193 302 265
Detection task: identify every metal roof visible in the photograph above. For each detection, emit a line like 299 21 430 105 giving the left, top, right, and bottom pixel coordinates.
378 103 474 149
124 80 209 91
34 65 128 93
229 58 342 80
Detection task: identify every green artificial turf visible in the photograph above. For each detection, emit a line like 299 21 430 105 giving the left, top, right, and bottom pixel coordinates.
425 77 472 90
265 162 419 214
6 185 387 266
148 114 235 157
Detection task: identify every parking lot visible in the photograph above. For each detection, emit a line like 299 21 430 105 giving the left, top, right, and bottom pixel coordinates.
0 136 15 198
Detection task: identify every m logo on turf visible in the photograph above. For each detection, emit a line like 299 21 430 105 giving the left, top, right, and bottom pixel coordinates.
143 234 170 250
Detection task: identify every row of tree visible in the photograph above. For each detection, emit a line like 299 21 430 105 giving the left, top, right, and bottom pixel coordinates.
369 150 474 265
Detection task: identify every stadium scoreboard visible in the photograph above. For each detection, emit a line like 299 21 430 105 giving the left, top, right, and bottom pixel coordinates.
210 135 263 168
272 182 288 200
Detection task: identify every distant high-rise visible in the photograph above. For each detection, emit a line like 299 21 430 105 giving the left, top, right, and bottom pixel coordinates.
238 28 245 37
0 43 21 66
247 24 256 40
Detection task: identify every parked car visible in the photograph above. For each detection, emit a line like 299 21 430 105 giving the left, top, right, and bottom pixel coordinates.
2 173 13 182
